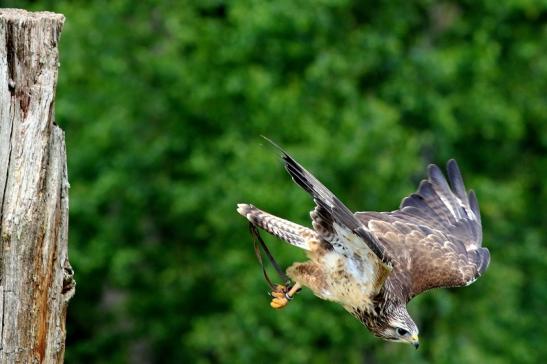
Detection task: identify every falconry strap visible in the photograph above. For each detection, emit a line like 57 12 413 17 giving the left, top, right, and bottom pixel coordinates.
249 222 292 289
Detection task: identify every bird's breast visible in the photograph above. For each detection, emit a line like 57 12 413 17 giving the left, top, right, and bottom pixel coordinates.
313 250 376 309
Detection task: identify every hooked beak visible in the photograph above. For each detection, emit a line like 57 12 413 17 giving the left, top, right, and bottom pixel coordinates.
410 334 419 350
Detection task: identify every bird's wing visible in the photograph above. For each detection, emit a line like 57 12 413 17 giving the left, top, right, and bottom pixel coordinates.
272 142 393 294
356 160 490 301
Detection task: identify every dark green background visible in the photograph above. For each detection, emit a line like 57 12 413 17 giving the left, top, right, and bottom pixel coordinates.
4 1 547 363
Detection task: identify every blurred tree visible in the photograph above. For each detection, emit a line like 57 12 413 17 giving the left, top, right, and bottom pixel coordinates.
3 0 546 363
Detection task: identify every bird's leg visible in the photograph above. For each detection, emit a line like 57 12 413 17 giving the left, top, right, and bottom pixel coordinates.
287 282 302 298
270 282 302 309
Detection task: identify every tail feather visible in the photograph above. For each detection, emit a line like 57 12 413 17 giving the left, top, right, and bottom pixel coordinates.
237 203 314 251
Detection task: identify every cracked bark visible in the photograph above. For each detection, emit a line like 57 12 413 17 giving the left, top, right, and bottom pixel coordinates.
0 9 74 363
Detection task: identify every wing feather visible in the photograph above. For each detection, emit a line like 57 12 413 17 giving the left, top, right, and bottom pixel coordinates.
356 159 489 301
271 142 390 265
447 159 468 202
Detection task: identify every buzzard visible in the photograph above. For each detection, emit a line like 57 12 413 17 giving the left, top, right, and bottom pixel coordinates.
237 143 489 348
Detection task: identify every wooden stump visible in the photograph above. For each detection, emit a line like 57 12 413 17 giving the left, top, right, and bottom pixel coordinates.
0 9 74 363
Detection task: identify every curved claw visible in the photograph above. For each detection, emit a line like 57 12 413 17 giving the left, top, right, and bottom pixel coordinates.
270 286 287 299
269 283 301 309
270 297 289 309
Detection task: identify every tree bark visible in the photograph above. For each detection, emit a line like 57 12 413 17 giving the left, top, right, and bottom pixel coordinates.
0 9 74 363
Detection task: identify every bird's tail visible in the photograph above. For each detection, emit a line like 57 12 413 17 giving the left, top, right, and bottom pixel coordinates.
237 203 315 251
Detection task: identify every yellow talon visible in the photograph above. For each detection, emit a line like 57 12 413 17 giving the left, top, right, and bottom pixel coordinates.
269 283 302 309
271 287 286 299
270 297 289 309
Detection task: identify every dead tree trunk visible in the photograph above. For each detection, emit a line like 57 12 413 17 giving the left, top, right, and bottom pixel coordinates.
0 9 74 363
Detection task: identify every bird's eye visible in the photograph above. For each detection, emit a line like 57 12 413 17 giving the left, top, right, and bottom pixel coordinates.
396 328 408 336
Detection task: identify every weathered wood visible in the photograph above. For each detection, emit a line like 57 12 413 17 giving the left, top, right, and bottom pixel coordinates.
0 9 74 363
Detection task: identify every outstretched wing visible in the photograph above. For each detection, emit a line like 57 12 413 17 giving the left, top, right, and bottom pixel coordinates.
271 143 393 295
356 160 490 301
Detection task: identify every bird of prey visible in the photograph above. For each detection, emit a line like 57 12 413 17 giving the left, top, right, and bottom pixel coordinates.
237 143 490 349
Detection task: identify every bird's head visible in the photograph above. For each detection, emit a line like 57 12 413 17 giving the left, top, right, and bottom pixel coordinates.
379 305 420 349
356 303 420 349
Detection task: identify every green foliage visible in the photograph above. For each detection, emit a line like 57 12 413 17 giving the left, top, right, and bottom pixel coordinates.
5 0 547 362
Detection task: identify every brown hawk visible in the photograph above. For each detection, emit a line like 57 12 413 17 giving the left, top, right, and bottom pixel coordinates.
237 144 490 349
